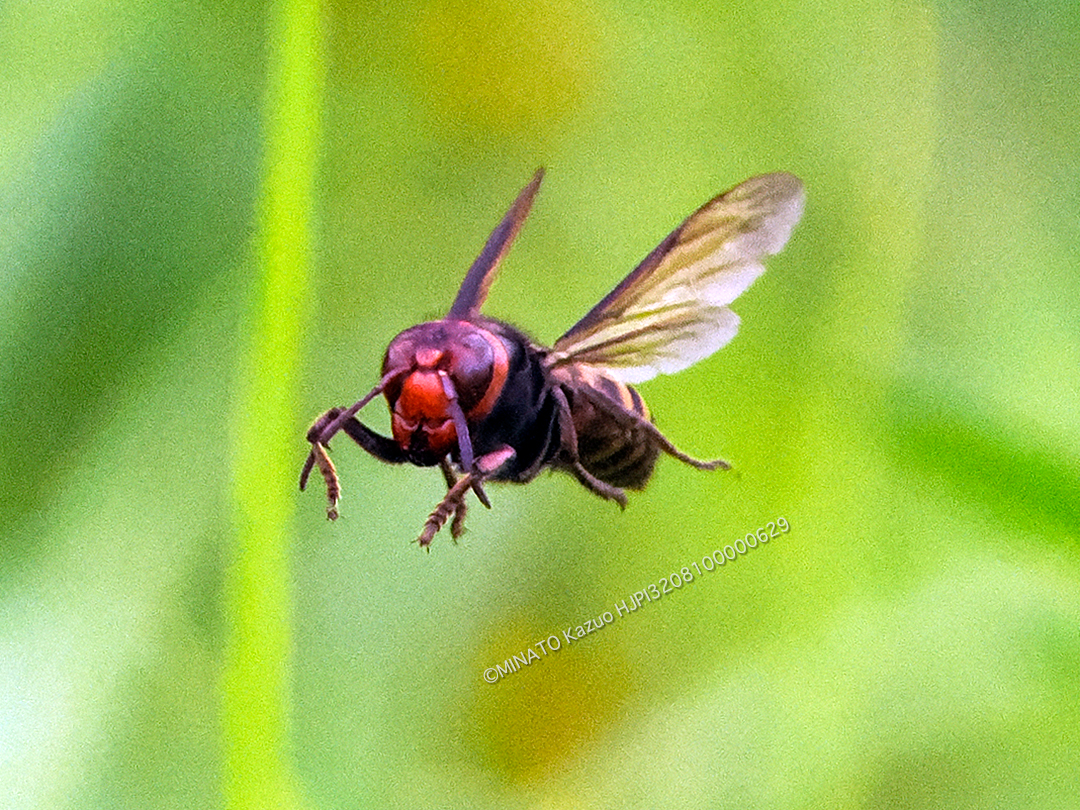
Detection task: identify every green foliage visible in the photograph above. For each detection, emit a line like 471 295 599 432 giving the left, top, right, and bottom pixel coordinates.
1 1 1077 808
225 0 322 808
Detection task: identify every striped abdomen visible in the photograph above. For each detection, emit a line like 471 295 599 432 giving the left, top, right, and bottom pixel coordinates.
558 365 661 490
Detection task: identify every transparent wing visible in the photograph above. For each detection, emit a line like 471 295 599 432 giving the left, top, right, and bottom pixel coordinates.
547 173 804 384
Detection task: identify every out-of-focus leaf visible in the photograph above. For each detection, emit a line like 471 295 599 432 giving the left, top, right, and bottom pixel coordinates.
0 1 262 544
888 383 1080 542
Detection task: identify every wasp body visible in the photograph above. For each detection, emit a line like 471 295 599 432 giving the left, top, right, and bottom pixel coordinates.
301 169 804 546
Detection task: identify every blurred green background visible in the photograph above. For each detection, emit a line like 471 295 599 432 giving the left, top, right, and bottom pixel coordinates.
2 0 1078 808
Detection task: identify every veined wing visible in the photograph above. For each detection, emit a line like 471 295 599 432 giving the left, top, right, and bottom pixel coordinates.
447 168 545 320
547 173 804 384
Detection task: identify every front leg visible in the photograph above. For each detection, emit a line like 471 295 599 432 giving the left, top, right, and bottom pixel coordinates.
439 459 468 540
418 446 516 548
308 441 341 520
301 407 407 520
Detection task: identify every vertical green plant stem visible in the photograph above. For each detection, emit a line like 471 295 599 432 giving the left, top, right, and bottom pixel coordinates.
226 1 322 807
